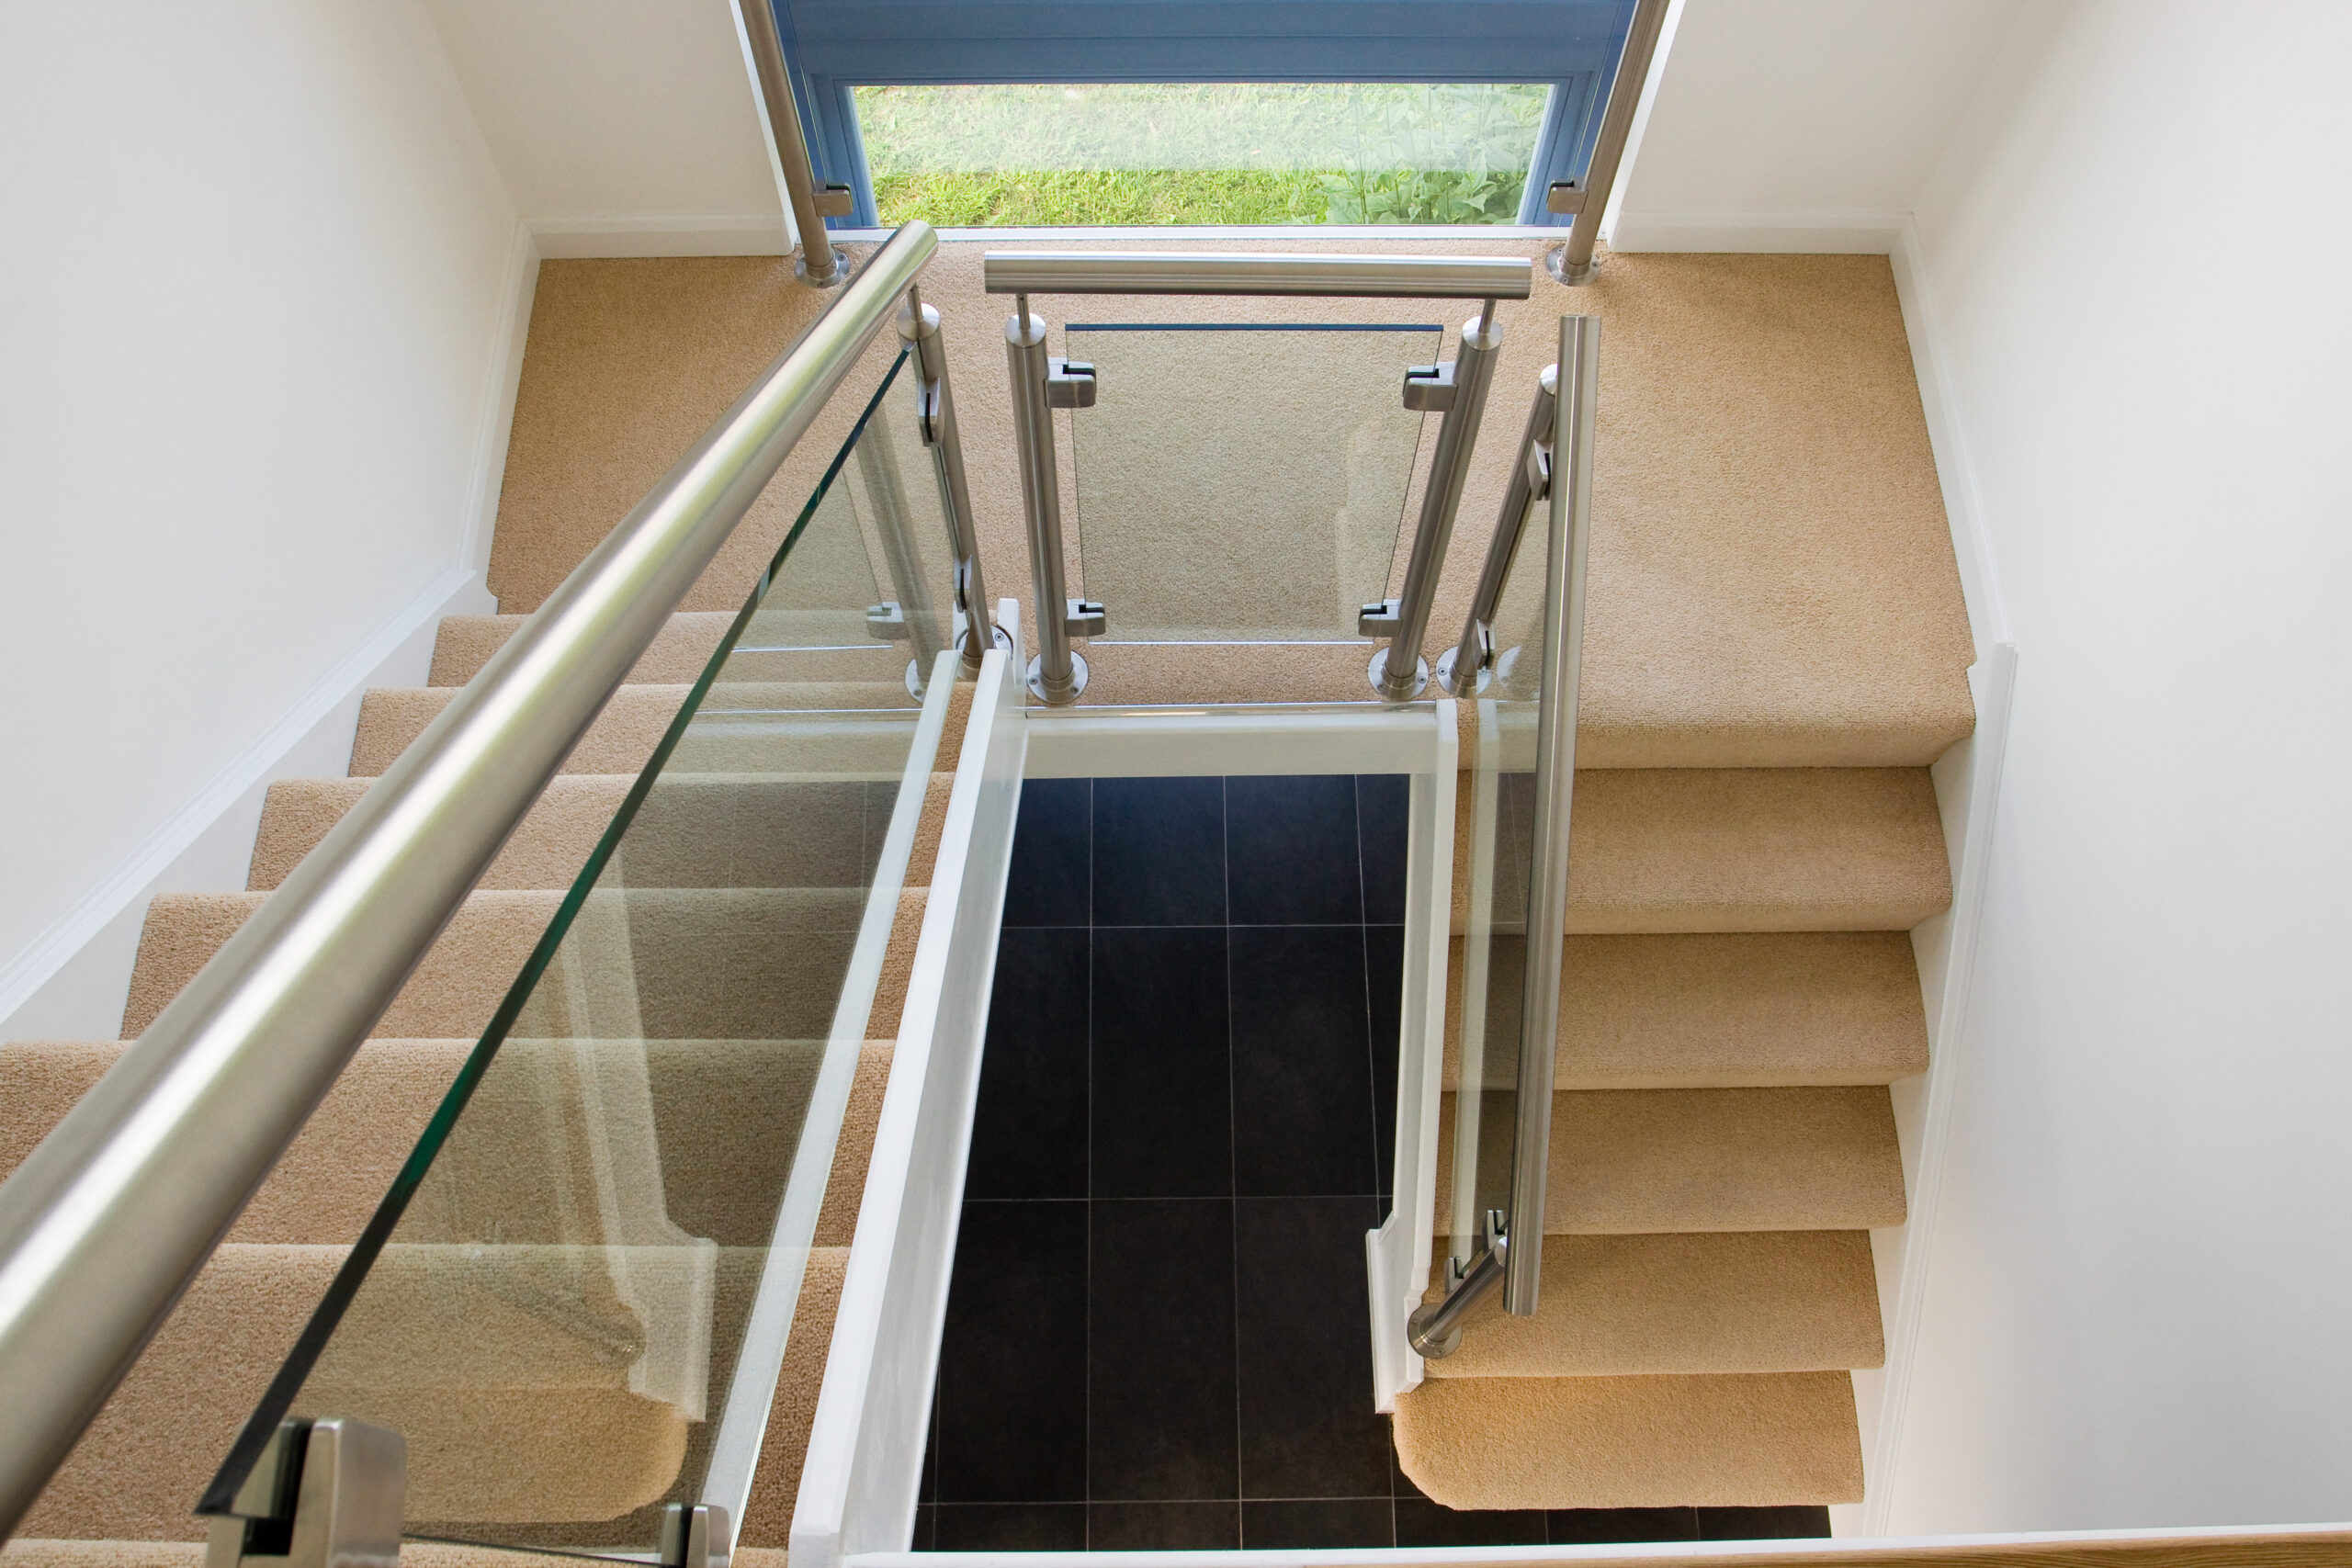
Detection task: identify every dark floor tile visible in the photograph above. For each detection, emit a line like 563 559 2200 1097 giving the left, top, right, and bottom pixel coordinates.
1356 773 1409 923
1231 928 1377 1197
1089 1501 1240 1550
1364 925 1404 1195
1549 1506 1702 1543
1091 927 1231 1198
1226 774 1363 925
934 1202 1087 1502
968 928 1089 1200
920 1390 938 1502
911 1505 936 1551
1698 1505 1832 1540
1236 1196 1388 1497
1001 777 1090 927
1241 1499 1393 1549
1092 776 1227 926
1396 1498 1549 1547
1091 1199 1238 1499
931 1504 1087 1550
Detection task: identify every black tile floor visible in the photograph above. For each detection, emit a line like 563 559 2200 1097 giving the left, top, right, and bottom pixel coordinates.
914 773 1831 1551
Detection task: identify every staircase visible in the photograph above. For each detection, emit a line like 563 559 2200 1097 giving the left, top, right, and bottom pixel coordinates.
0 607 967 1552
0 236 1976 1551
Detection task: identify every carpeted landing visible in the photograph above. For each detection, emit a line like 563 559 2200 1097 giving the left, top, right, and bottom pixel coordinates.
0 614 968 1550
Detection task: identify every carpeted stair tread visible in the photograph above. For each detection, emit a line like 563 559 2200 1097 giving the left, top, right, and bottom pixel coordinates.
430 612 927 691
1391 1369 1863 1509
1453 766 1951 935
1435 1087 1905 1234
14 1240 838 1540
351 683 919 779
1072 643 1969 768
123 887 873 1041
1444 931 1929 1089
252 773 923 894
1417 1230 1883 1377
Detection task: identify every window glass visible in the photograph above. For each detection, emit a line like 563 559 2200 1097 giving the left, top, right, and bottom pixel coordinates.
854 83 1551 226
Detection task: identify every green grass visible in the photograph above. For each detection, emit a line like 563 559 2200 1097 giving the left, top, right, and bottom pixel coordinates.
855 82 1550 227
873 168 1333 226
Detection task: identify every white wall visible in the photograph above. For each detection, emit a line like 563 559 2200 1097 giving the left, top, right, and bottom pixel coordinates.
420 0 789 256
1875 0 2352 1533
0 2 523 1037
1609 0 2024 251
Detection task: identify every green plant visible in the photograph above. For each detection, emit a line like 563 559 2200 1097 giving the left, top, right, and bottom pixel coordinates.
1317 85 1545 224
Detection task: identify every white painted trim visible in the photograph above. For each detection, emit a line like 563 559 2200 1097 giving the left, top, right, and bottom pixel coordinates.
725 0 800 253
1022 704 1442 779
0 565 491 1037
1596 0 1688 247
1888 216 2014 658
1367 701 1458 1413
843 1518 2352 1568
1605 209 1910 254
794 615 1024 1568
526 213 790 258
702 651 959 1537
457 220 538 581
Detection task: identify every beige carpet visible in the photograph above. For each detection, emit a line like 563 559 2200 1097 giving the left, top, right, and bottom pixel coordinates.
491 240 1973 768
0 607 968 1548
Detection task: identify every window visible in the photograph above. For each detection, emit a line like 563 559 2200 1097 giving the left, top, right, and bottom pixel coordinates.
768 1 1639 228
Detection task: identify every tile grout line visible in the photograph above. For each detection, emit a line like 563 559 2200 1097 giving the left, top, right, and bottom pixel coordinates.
1221 774 1247 1540
1083 777 1095 1547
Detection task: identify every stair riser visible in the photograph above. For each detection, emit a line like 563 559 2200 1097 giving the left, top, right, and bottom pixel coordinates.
1433 1086 1905 1234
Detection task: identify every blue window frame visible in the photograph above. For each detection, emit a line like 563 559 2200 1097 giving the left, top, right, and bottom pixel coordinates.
768 0 1638 227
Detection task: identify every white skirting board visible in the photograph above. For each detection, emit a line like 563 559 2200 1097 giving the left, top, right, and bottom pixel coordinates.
700 648 962 1538
1365 703 1458 1413
791 618 1027 1568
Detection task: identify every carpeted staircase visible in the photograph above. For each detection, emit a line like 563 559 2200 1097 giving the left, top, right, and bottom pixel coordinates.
2 234 1975 1546
0 610 966 1555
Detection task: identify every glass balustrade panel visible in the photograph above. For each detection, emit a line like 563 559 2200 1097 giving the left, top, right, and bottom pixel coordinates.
200 344 947 1562
1067 321 1440 646
1443 495 1551 1283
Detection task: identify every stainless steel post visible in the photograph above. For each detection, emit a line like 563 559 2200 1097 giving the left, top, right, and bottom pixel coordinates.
1544 0 1672 287
1503 314 1600 1315
899 288 1003 673
1439 363 1558 695
1373 305 1504 701
732 0 846 288
1006 299 1084 703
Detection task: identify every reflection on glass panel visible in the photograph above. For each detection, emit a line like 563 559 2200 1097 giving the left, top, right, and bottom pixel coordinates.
202 354 939 1562
1445 525 1550 1274
1069 322 1439 643
856 83 1550 226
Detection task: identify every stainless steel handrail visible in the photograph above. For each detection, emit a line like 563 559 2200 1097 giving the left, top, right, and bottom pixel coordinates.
0 221 941 1540
1438 363 1559 695
981 251 1532 300
1504 313 1600 1311
1545 0 1673 286
733 0 846 288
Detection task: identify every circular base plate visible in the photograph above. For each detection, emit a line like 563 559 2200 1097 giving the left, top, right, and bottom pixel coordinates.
960 622 1018 673
1367 647 1430 702
1434 647 1493 697
1025 649 1089 705
796 247 853 288
1406 1299 1464 1360
1544 243 1599 287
